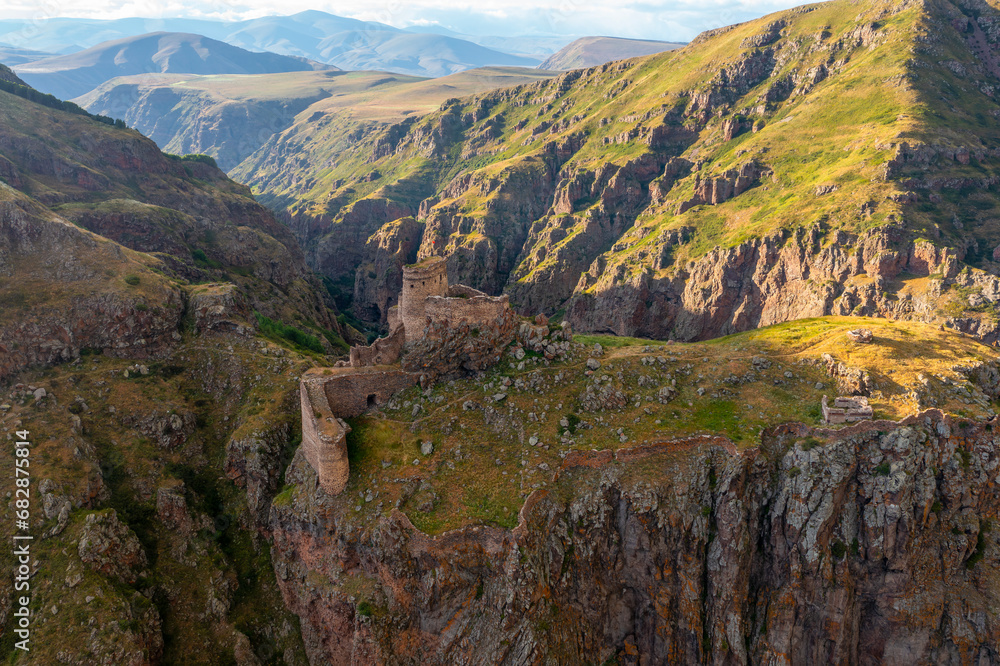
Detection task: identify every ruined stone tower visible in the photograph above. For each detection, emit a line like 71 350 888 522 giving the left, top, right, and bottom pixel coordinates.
398 256 448 344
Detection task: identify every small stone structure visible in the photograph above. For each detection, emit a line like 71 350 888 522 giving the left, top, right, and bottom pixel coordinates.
299 255 518 495
847 328 874 344
300 367 419 495
822 395 874 424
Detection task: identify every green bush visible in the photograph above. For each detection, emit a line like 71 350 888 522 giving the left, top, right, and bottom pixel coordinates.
831 540 847 559
191 248 222 269
124 275 141 286
254 311 324 354
874 462 891 476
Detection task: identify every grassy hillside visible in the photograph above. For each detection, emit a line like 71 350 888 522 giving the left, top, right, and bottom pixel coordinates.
80 67 560 172
233 0 1000 340
289 316 1000 536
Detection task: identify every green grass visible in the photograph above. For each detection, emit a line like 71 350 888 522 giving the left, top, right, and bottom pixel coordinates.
254 311 325 355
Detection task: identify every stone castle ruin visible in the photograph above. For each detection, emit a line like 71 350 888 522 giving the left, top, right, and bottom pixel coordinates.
299 256 535 495
821 395 874 424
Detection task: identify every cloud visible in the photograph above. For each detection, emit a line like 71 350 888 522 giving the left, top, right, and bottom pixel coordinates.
0 0 804 41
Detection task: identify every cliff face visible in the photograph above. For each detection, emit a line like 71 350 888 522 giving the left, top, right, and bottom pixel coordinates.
567 223 979 341
270 410 1000 664
231 0 1000 345
0 79 343 353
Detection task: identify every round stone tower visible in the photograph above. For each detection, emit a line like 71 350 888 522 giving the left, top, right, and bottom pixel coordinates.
400 256 448 343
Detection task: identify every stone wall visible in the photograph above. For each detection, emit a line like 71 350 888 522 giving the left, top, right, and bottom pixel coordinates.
400 257 448 343
321 367 419 419
403 302 518 382
821 395 873 424
299 376 351 495
387 305 401 332
424 293 511 329
446 284 486 298
299 367 420 494
349 326 405 367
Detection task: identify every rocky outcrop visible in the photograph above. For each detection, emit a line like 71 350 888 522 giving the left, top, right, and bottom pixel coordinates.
567 224 972 341
270 410 1000 664
189 283 254 335
225 417 293 522
677 160 770 213
303 198 414 284
78 510 148 585
352 216 423 323
0 192 186 381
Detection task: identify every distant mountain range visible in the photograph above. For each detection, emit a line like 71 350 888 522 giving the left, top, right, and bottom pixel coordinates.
0 44 58 66
0 12 551 82
538 36 685 70
77 67 559 172
12 32 335 101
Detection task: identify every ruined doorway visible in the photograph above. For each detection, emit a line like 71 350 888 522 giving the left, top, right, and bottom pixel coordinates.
367 394 377 409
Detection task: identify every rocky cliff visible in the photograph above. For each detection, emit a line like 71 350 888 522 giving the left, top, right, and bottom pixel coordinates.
0 76 345 371
232 0 1000 345
270 409 1000 664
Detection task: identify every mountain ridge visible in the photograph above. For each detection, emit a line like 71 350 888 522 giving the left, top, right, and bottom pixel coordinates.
538 36 685 70
13 31 336 100
0 12 547 80
229 0 1000 348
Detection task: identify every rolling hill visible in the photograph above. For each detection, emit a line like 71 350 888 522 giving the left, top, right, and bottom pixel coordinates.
538 36 685 70
0 43 58 66
12 31 335 100
77 67 559 172
0 12 546 80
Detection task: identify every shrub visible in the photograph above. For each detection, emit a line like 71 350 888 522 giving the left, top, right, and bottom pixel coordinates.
800 436 822 451
831 540 847 559
124 275 140 286
254 311 324 354
357 601 374 618
191 248 221 269
931 500 943 513
874 462 891 476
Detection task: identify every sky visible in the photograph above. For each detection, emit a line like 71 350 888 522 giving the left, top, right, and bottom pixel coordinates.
3 0 806 42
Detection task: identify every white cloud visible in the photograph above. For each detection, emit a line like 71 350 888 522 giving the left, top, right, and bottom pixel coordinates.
0 0 804 41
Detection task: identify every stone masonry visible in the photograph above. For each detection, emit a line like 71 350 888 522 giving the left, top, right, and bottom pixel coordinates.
398 256 448 344
300 255 516 495
821 394 874 424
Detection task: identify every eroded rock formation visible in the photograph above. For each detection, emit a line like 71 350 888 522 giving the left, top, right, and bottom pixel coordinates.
272 410 1000 664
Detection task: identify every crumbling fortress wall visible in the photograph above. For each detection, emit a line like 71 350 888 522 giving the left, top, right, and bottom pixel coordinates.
822 395 874 424
300 256 522 495
300 367 420 495
399 256 448 344
348 326 405 367
299 375 352 496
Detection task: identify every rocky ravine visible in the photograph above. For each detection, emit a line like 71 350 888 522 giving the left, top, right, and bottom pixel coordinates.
270 410 1000 664
237 0 1000 345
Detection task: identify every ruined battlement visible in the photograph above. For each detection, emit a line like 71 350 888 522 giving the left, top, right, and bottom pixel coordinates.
302 255 519 495
400 257 448 343
424 292 510 328
349 326 405 367
822 394 874 424
299 367 419 494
